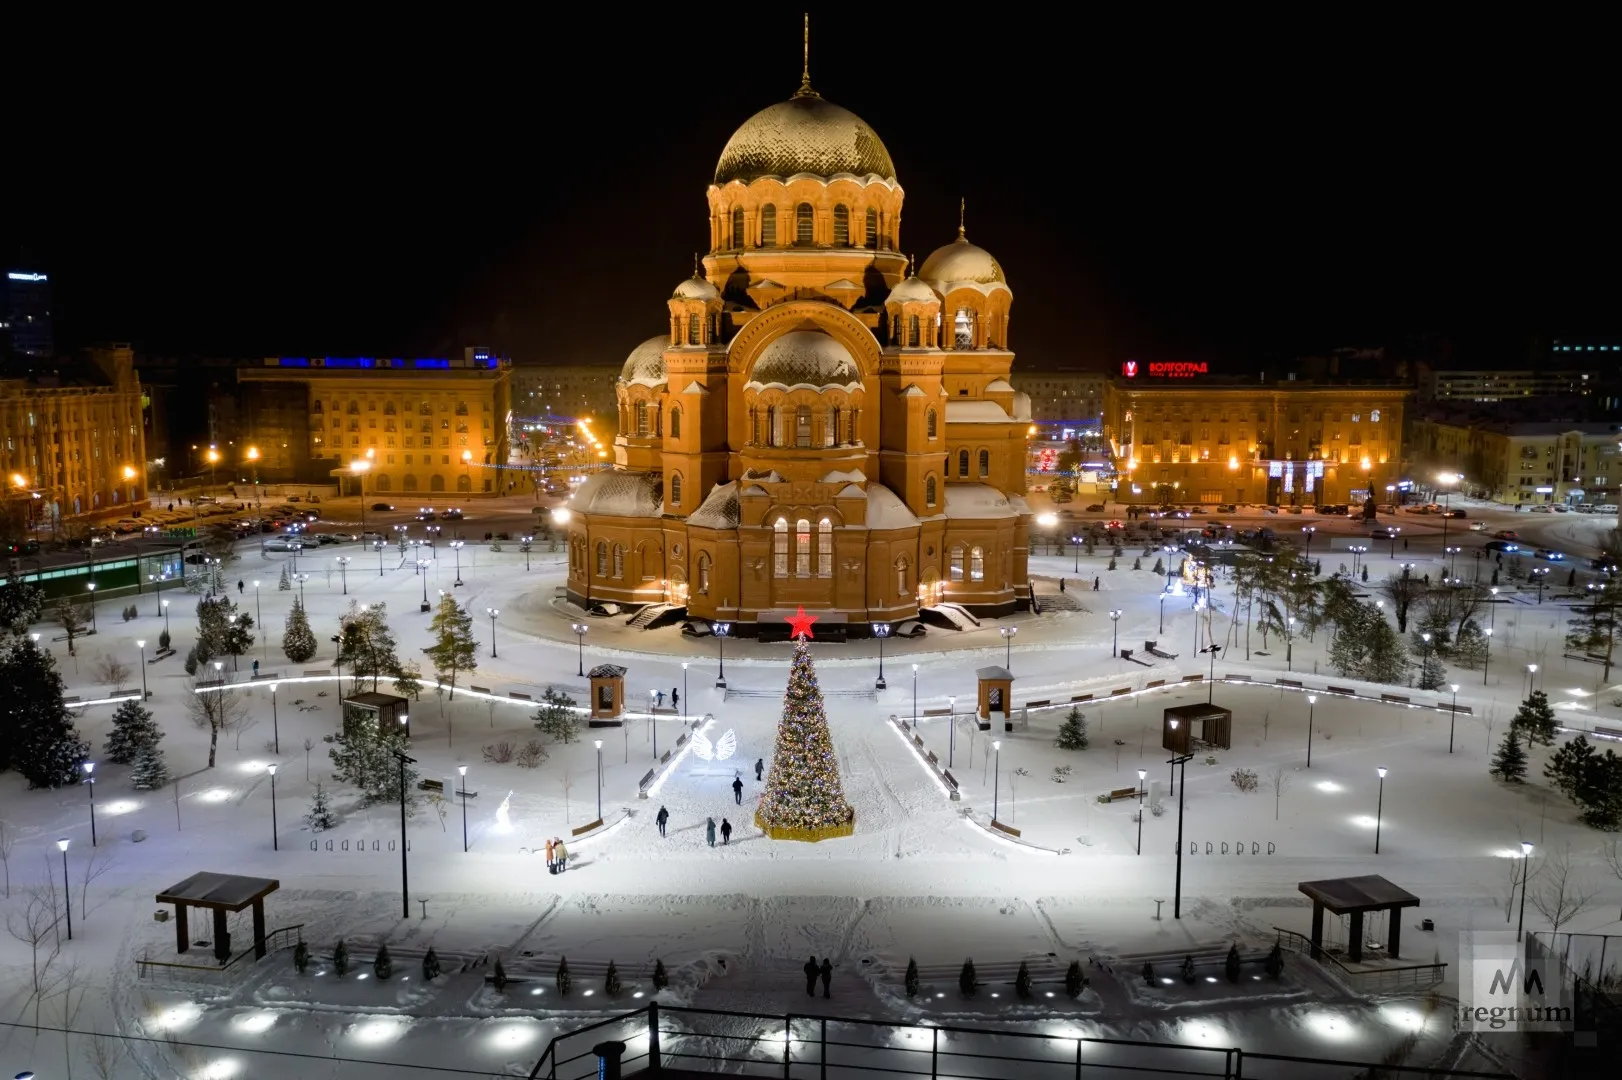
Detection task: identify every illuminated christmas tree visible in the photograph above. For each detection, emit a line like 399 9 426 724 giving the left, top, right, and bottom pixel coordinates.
756 607 854 840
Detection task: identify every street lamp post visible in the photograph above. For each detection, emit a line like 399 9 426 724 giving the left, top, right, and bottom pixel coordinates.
57 838 71 940
269 682 279 754
1532 567 1548 604
458 765 469 852
1286 617 1295 672
1511 836 1537 940
594 740 604 822
253 580 264 658
992 740 1002 823
1484 627 1493 686
86 582 97 633
1374 766 1388 854
1388 526 1401 558
451 540 465 586
137 639 148 700
522 535 533 572
1170 753 1192 918
1202 643 1222 703
872 622 891 690
911 664 919 723
162 598 170 632
1168 719 1180 794
1158 594 1165 635
947 694 957 769
487 608 499 658
393 748 416 918
1000 626 1017 668
1449 683 1460 752
1071 535 1081 574
268 763 278 850
419 557 430 610
714 622 731 688
336 556 350 595
376 540 385 576
1526 663 1538 697
1306 694 1317 766
1301 525 1316 560
1420 632 1431 683
1136 768 1147 855
83 762 97 846
572 623 588 677
1109 609 1122 657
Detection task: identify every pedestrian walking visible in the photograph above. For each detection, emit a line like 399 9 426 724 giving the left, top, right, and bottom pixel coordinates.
238 580 245 594
803 956 819 996
252 659 260 677
754 757 764 781
1093 576 1100 590
671 686 679 710
1059 578 1066 593
720 818 732 844
656 805 669 837
819 958 832 998
706 817 716 848
656 690 665 708
554 839 569 872
545 837 556 874
732 776 744 804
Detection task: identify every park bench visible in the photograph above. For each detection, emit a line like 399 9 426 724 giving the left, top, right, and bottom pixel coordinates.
1097 786 1144 804
1593 726 1622 741
418 779 445 794
990 820 1021 837
1144 640 1178 660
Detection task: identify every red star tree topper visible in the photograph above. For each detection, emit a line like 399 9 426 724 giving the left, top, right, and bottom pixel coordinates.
785 605 819 640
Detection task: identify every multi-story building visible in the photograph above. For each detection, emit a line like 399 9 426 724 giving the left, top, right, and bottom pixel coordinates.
1102 377 1409 506
510 364 619 424
1009 368 1106 434
1408 416 1621 506
3 270 53 359
562 61 1034 628
2 345 148 527
237 352 512 496
1423 369 1600 403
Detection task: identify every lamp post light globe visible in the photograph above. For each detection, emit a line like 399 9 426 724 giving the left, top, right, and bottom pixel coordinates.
1374 766 1388 854
1108 609 1121 657
1517 840 1535 941
1135 768 1147 855
57 837 71 940
457 764 470 852
487 608 500 658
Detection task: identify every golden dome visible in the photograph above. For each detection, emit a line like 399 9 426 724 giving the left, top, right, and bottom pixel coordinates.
619 335 668 386
714 92 896 187
919 235 1010 293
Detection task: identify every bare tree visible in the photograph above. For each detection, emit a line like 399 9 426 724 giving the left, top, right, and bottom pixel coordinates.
1530 844 1599 934
79 847 117 920
5 876 63 1029
53 597 90 655
49 957 88 1079
1269 765 1291 820
83 1033 127 1080
0 818 13 898
233 712 260 751
1601 839 1622 921
186 679 249 768
94 652 132 690
1506 849 1534 923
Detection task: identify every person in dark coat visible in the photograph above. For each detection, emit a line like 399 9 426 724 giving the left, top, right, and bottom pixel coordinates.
819 958 832 998
705 817 716 847
671 687 679 709
656 805 669 837
238 580 245 594
1059 578 1066 593
804 956 819 996
1093 576 1100 590
754 758 764 781
732 776 744 804
720 818 732 844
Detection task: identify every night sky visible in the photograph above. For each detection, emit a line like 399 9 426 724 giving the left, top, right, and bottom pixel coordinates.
8 16 1610 370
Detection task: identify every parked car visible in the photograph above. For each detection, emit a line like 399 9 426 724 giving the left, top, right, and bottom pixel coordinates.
1085 503 1105 512
1445 508 1467 518
1492 530 1519 540
371 502 396 511
1216 503 1237 513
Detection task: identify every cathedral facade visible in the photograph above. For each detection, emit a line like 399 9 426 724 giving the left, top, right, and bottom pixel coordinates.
564 63 1033 635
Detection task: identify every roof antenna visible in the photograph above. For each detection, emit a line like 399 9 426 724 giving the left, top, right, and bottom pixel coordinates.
796 13 817 97
958 197 967 241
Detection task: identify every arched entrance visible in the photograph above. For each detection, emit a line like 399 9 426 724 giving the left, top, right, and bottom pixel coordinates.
430 474 446 493
375 474 392 492
457 474 471 493
402 474 419 493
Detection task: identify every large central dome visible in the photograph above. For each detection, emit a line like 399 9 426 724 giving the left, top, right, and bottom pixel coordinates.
714 91 896 187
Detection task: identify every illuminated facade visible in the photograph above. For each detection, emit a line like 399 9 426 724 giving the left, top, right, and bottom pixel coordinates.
1102 379 1409 506
2 345 148 525
510 364 619 425
564 51 1033 629
1409 416 1621 505
237 354 511 495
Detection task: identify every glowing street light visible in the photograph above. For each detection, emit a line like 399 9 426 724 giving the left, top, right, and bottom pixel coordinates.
572 622 588 677
1517 841 1534 941
57 838 71 940
458 765 469 852
83 761 97 846
487 608 500 658
1374 766 1388 854
267 763 279 850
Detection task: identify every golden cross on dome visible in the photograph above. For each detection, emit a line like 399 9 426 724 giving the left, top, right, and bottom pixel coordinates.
958 198 967 240
693 253 700 277
796 13 817 97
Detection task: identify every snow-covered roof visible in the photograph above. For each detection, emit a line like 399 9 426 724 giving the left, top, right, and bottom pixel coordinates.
571 470 664 518
745 331 862 391
671 276 720 302
825 278 863 292
680 380 710 396
919 235 1012 297
836 483 865 498
741 468 784 483
1012 392 1032 422
946 400 1012 424
975 665 1015 681
713 93 897 186
985 378 1014 392
686 481 740 530
887 276 939 305
619 335 668 387
741 484 770 497
821 468 867 483
866 483 919 531
944 484 1017 519
900 384 926 397
1007 494 1032 516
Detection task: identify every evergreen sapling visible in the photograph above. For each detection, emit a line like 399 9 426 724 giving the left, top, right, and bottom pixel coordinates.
374 943 392 979
306 783 337 831
130 745 170 790
1181 954 1197 983
1015 960 1033 999
423 947 441 980
1064 959 1086 997
905 957 919 998
959 958 977 996
556 956 571 994
1491 728 1529 783
293 940 309 974
1055 707 1089 751
334 940 349 976
104 698 162 763
605 960 621 996
652 958 669 990
1511 690 1558 746
493 957 508 990
1264 942 1284 978
1224 943 1242 983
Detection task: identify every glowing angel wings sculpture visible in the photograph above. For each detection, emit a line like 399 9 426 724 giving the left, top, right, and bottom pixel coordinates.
691 727 738 762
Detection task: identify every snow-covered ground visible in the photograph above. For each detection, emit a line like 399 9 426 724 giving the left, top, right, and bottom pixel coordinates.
2 517 1618 1078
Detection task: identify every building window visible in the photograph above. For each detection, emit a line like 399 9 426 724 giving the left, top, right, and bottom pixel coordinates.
908 316 921 347
958 449 970 477
669 406 681 439
818 518 833 576
796 518 811 576
761 204 777 245
596 541 608 577
766 406 778 447
636 402 649 437
970 546 985 582
925 475 937 507
751 408 761 446
731 207 745 249
697 553 711 594
978 449 990 478
926 408 937 440
833 204 849 245
954 310 974 348
825 407 839 447
688 313 701 345
774 518 789 576
612 544 625 579
895 556 908 596
796 406 812 447
670 473 682 505
866 208 879 247
796 203 814 245
949 545 965 581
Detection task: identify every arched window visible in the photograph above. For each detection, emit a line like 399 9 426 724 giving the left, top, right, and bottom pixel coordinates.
954 309 974 348
925 475 937 507
970 546 985 581
731 207 745 249
795 518 812 576
796 203 814 245
796 405 812 447
926 408 937 440
958 449 970 476
765 406 778 447
596 541 608 577
697 553 711 594
978 449 990 477
635 401 649 437
866 208 879 247
687 312 702 345
895 556 908 596
833 204 849 245
761 204 777 246
825 406 838 447
773 518 789 576
818 518 833 576
751 407 762 445
949 545 965 581
612 544 625 578
670 473 683 505
907 315 921 347
669 406 681 439
848 408 859 445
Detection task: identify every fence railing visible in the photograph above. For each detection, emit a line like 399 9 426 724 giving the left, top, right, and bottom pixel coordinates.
526 1001 1512 1080
137 923 304 979
1271 927 1446 992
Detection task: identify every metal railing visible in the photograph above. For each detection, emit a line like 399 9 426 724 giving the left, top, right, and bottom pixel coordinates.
1270 927 1445 992
527 1002 1512 1080
137 923 304 979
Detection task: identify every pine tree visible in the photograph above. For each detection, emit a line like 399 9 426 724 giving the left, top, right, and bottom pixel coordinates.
1181 954 1196 983
196 596 234 658
1418 652 1447 691
374 943 393 979
305 783 337 831
652 958 669 990
756 634 854 836
605 960 621 996
1511 690 1558 747
294 940 309 974
904 957 919 997
1545 736 1596 799
1015 960 1033 998
958 959 977 996
1224 943 1242 983
337 601 411 692
158 627 171 652
330 704 417 805
493 957 508 990
533 688 581 743
1452 621 1488 669
283 599 317 663
556 955 571 994
1264 942 1284 978
1141 961 1154 986
2 636 89 788
131 744 170 790
1490 729 1528 783
334 939 349 976
423 947 441 980
1055 707 1089 751
1133 557 1142 571
278 564 292 591
423 593 478 699
1152 557 1165 575
1064 959 1086 997
104 698 162 764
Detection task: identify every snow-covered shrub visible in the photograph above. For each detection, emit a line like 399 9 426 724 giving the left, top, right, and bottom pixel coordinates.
958 959 976 996
1230 768 1258 793
904 957 919 997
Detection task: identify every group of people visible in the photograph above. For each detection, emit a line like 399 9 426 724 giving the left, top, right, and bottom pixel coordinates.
650 756 768 849
543 836 570 873
804 956 834 998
